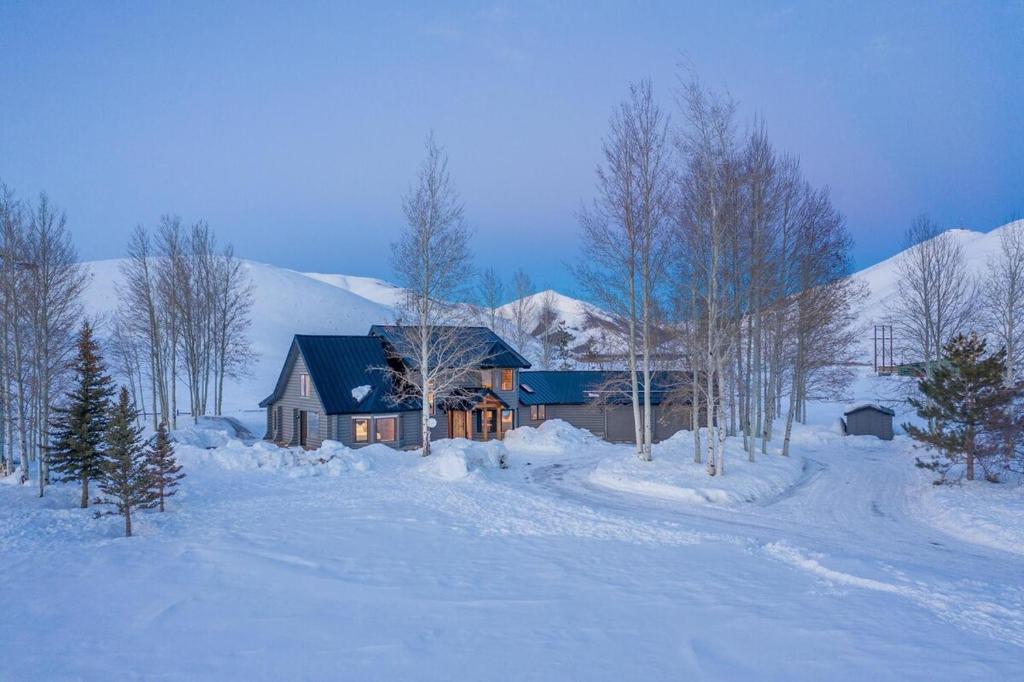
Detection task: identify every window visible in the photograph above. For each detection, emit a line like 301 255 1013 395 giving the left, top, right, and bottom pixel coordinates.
481 370 493 389
530 404 546 421
375 416 398 443
352 418 369 443
501 409 514 430
501 369 514 391
308 411 320 439
299 373 311 397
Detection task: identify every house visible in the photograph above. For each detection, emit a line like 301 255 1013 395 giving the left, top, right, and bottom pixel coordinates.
518 370 694 443
842 404 895 440
259 326 531 449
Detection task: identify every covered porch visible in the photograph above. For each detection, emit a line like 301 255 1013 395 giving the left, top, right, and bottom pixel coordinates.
441 388 515 442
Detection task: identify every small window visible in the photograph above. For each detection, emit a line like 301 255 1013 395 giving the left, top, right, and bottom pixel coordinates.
352 418 369 443
375 416 397 443
530 405 546 421
501 369 514 392
299 373 311 397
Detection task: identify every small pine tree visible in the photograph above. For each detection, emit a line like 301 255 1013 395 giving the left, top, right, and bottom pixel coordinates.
49 322 117 508
904 332 1018 482
95 387 157 537
148 421 184 512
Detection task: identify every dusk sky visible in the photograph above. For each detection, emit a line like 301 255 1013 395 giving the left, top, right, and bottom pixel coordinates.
1 2 1021 297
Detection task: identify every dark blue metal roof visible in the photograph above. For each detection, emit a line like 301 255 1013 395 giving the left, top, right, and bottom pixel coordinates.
259 335 419 414
369 325 531 369
518 370 687 406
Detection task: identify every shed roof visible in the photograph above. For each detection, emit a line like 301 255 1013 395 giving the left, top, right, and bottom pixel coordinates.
259 335 419 414
518 370 686 406
843 403 896 417
369 325 531 369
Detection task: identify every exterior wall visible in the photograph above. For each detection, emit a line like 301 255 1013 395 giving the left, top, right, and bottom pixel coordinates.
333 411 420 449
520 402 691 443
846 410 894 440
268 353 329 448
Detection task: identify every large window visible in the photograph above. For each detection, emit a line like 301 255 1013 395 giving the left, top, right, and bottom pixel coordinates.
352 418 369 443
501 369 514 391
299 373 311 397
308 411 320 439
375 416 398 443
530 404 546 421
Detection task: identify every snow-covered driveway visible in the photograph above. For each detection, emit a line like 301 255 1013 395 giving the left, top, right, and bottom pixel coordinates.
0 427 1020 681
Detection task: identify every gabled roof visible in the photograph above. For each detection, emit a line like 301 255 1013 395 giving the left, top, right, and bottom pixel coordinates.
259 335 419 414
438 387 510 411
844 403 896 417
369 324 531 369
518 370 687 406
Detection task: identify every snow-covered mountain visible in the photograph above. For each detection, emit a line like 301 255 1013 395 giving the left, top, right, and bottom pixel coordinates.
495 289 614 357
849 219 1024 357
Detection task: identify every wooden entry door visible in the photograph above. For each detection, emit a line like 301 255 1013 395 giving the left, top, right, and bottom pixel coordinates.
450 410 468 439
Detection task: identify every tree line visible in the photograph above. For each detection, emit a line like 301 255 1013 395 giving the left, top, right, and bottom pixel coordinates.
889 215 1024 481
1 181 254 496
576 75 861 472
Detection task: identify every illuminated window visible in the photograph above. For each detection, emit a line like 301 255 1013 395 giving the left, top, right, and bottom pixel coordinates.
501 369 514 391
530 405 546 421
352 418 369 443
375 416 398 443
299 373 311 397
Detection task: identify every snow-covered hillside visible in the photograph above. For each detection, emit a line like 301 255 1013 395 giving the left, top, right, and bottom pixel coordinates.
849 219 1024 357
82 259 397 413
496 288 613 355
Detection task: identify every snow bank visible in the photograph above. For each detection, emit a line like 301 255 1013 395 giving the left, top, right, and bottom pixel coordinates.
351 385 371 402
913 478 1024 556
590 429 805 505
503 420 600 455
417 439 507 480
175 438 379 478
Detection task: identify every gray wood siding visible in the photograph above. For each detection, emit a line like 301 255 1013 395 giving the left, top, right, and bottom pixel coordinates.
846 410 894 440
519 402 690 443
267 354 328 448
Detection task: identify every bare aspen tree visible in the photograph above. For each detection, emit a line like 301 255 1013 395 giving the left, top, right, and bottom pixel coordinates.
211 244 255 415
26 194 87 495
982 220 1024 384
578 80 671 461
537 291 559 370
674 75 740 475
478 267 504 332
508 268 537 355
388 133 477 457
888 215 976 369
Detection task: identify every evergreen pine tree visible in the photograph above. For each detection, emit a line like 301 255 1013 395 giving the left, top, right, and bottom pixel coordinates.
147 421 184 512
95 387 157 537
904 332 1018 482
48 322 117 508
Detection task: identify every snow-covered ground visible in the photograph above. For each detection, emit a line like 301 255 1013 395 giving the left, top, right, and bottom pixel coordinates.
2 404 1022 680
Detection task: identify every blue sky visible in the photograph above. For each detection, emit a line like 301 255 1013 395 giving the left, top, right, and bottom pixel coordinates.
1 2 1021 298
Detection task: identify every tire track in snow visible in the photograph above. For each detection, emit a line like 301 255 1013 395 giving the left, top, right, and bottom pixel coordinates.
763 540 1024 649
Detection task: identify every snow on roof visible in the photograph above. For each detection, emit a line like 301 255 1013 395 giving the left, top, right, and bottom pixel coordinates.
351 385 372 403
844 403 895 416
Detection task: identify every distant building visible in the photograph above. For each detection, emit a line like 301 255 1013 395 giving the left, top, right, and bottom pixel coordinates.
260 327 695 449
843 404 895 440
259 328 530 449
